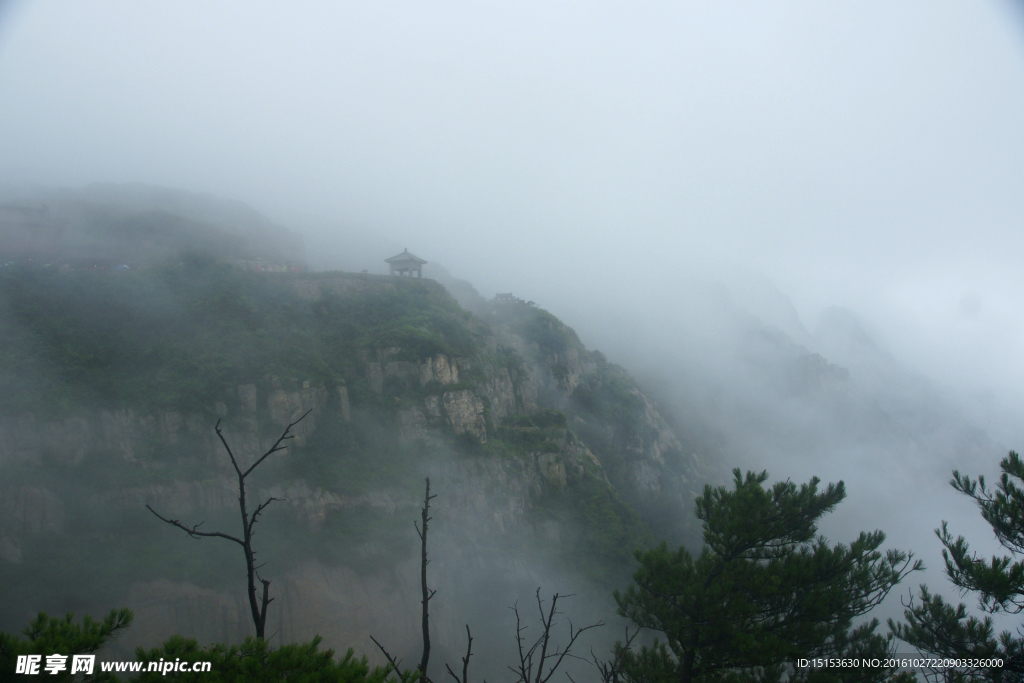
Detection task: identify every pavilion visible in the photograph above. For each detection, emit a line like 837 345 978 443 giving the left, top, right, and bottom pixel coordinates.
385 249 427 278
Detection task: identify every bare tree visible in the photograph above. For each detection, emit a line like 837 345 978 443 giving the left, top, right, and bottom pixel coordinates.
372 478 438 683
574 626 641 683
509 589 604 683
370 482 599 683
146 409 311 641
416 477 438 682
445 625 475 683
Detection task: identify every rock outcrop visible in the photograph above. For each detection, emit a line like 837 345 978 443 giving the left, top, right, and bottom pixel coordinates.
0 271 706 672
441 390 487 442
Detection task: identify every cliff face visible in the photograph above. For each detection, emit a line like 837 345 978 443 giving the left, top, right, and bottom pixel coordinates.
0 266 708 668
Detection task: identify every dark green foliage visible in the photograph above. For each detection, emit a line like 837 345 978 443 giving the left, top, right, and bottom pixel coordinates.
0 261 692 656
533 475 653 583
892 451 1024 681
0 610 395 683
569 357 696 546
570 476 653 570
569 356 658 480
500 411 563 432
0 265 474 417
311 281 477 364
0 609 133 682
608 624 917 683
944 452 1024 613
892 587 1021 683
516 309 582 356
493 410 570 454
282 410 424 494
613 469 920 682
495 345 527 382
571 356 645 427
131 635 391 683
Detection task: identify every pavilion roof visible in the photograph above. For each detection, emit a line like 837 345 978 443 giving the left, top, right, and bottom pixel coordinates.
384 249 427 265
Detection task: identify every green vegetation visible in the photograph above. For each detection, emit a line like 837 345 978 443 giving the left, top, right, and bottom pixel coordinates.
613 469 921 682
4 202 964 681
0 261 701 674
0 263 475 417
491 302 584 359
310 276 479 365
524 309 582 356
0 609 133 682
533 475 654 583
493 409 569 454
2 467 940 682
133 635 391 683
893 451 1024 681
0 609 392 683
571 356 645 427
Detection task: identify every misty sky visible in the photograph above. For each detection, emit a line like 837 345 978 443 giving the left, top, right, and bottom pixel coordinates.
2 1 1024 433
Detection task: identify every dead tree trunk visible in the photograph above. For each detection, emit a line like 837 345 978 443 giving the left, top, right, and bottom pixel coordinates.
371 477 439 682
147 409 310 641
415 478 438 683
445 625 474 683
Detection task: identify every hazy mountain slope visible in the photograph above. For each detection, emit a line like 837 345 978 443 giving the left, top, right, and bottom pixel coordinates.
0 260 706 675
0 185 1006 673
0 184 305 268
615 278 1005 634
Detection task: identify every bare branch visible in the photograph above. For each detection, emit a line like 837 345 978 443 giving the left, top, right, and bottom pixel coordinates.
508 590 603 683
370 635 404 674
537 618 604 683
148 411 312 641
536 588 550 625
247 496 281 536
146 504 244 546
535 591 556 683
452 624 473 683
258 577 272 628
509 601 532 681
243 409 311 478
418 478 437 683
589 626 641 683
214 419 243 478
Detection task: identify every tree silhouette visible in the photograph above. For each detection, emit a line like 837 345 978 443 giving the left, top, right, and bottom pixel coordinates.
147 410 310 641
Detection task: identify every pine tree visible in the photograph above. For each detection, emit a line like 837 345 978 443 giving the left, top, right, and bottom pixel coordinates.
892 451 1024 682
613 469 920 682
0 609 133 682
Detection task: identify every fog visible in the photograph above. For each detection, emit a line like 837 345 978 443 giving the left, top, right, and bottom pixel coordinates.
3 0 1024 662
3 1 1023 407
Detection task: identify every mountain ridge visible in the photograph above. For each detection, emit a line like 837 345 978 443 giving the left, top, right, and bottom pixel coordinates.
0 262 706 674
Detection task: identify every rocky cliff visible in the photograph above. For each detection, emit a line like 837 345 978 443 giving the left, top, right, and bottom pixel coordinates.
0 265 709 670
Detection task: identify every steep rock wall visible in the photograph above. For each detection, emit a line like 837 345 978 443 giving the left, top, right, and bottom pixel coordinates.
0 272 708 668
